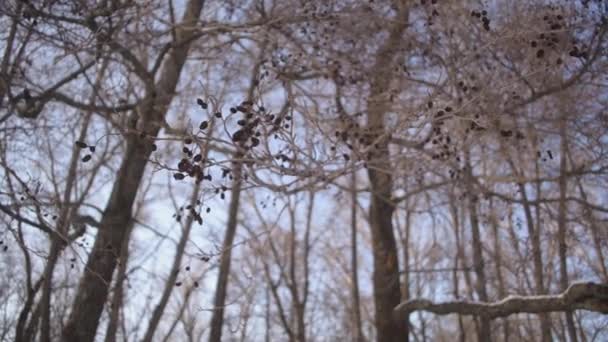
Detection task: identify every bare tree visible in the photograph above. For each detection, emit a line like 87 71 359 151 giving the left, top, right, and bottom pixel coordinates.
1 0 608 341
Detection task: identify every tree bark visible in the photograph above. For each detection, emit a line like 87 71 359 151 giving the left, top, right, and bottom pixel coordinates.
38 58 106 342
574 180 608 282
61 124 158 342
350 172 364 342
208 158 243 342
449 198 467 342
394 282 608 318
365 3 409 341
62 1 206 340
489 199 509 342
464 157 491 342
141 183 201 342
558 119 578 342
517 180 552 342
208 43 265 342
0 2 23 111
531 149 553 342
103 219 133 342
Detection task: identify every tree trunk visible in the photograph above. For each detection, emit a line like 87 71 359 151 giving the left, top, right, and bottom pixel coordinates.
14 278 42 342
365 3 409 341
39 59 105 342
208 158 243 342
449 199 467 342
0 2 22 109
104 219 133 342
142 183 200 342
350 172 364 342
532 152 553 342
574 180 608 282
558 119 577 342
367 166 404 342
489 199 509 342
400 204 412 342
464 158 491 342
518 182 552 342
62 1 206 340
208 43 264 342
61 125 158 342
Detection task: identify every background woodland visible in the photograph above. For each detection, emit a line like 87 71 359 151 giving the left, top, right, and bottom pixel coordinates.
0 0 607 341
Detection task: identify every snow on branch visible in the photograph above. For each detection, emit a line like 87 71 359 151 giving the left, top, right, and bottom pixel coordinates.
394 282 608 320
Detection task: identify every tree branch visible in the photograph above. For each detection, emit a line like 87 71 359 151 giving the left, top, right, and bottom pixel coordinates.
0 203 53 235
394 282 608 320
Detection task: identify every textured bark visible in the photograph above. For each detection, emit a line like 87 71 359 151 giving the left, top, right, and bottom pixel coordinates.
394 282 608 318
365 3 410 341
61 1 206 340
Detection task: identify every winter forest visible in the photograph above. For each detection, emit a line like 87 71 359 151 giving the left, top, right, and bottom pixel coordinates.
0 0 607 341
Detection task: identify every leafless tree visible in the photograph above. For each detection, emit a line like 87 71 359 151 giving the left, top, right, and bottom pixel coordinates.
1 0 608 341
